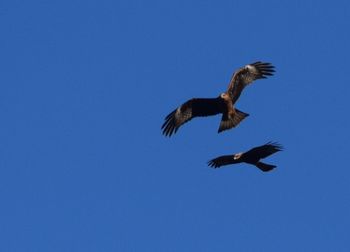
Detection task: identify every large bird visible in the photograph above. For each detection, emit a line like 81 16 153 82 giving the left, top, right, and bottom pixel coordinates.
161 61 275 137
208 142 283 172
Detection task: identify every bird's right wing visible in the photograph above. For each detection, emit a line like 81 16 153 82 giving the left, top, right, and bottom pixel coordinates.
161 98 222 137
207 155 234 168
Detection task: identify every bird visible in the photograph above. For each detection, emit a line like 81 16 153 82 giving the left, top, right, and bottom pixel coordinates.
208 142 283 172
161 61 275 137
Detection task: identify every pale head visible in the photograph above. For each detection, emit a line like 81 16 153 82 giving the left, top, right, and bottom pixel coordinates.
220 92 229 99
233 152 243 160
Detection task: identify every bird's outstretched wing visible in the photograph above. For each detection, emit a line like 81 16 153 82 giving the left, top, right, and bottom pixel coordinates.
227 61 275 104
207 155 235 168
161 98 222 137
244 142 283 160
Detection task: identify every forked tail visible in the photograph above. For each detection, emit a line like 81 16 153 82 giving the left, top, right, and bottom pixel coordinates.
218 108 249 133
255 162 276 172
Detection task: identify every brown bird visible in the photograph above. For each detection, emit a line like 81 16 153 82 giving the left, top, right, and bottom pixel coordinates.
208 142 283 172
161 61 275 137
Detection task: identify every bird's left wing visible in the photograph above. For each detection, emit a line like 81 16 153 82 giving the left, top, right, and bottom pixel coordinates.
227 62 275 104
244 142 283 159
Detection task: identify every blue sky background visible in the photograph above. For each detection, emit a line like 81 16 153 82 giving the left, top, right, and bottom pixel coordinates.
1 0 350 251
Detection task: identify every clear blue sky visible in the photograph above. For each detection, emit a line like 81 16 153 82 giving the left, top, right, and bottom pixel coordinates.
1 0 350 251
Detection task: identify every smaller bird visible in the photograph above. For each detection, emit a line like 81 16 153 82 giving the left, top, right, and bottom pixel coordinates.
208 142 283 172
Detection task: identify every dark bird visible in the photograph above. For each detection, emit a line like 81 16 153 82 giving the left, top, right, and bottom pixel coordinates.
208 142 283 172
161 61 275 136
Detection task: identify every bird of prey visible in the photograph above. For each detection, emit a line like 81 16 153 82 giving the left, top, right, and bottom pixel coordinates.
161 61 275 137
208 142 283 172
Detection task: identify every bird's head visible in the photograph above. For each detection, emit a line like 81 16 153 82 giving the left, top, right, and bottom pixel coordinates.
220 93 229 100
233 152 243 160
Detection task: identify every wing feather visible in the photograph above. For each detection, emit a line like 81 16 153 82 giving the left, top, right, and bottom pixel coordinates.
227 61 275 104
161 98 222 137
244 142 283 160
207 155 235 168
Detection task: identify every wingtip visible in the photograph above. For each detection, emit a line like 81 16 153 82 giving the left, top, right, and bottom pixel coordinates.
161 110 179 137
266 141 284 151
251 61 276 77
207 161 219 169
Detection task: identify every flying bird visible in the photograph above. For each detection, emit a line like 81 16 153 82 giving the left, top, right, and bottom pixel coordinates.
208 142 283 172
161 61 275 136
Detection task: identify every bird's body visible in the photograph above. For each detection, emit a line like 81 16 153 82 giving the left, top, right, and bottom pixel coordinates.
161 61 275 136
161 94 249 136
208 142 283 172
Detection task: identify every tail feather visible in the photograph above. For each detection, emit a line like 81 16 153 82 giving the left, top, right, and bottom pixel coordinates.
233 108 249 126
255 162 276 172
218 108 249 133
